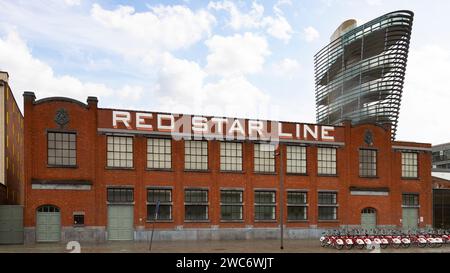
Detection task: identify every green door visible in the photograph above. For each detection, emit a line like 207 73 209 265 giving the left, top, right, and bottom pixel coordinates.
0 205 24 244
108 205 134 241
36 205 61 242
361 208 377 230
402 208 418 229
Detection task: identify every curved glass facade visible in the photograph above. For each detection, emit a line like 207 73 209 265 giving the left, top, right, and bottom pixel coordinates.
315 11 414 139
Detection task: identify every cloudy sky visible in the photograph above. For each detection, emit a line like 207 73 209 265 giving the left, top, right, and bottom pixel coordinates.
0 0 449 145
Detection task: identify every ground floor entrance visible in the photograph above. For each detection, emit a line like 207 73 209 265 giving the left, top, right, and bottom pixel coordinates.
361 208 377 229
107 205 134 241
36 205 61 242
402 208 418 229
434 189 450 229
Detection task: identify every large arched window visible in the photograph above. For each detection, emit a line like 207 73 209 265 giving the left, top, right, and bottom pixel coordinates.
361 207 376 214
37 205 60 213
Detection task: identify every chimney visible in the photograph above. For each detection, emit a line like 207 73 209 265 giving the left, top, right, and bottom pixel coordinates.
23 91 36 104
0 71 9 83
87 96 98 109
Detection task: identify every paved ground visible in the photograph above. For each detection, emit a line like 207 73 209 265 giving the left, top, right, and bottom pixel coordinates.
1 240 450 253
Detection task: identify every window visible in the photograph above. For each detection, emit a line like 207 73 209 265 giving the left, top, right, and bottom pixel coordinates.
185 189 208 221
402 194 419 207
48 132 76 166
317 147 337 175
73 214 85 226
221 190 243 221
287 192 308 220
318 192 338 220
37 205 60 213
147 138 171 169
147 188 172 221
254 191 276 221
185 141 208 170
107 188 134 203
254 144 275 173
286 146 307 174
402 152 418 178
359 149 377 177
220 142 243 171
107 136 133 168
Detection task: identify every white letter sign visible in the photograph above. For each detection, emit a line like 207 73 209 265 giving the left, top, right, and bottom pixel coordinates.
136 113 153 131
113 111 131 129
157 114 175 132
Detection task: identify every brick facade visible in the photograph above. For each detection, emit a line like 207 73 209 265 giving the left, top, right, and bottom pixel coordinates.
0 72 24 205
22 93 433 242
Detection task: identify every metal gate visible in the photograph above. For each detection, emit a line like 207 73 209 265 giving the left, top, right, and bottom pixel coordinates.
36 205 61 242
402 208 418 229
361 208 377 229
107 205 134 241
433 189 450 229
0 205 24 244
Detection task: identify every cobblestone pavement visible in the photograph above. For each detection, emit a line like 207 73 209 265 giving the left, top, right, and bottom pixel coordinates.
1 240 450 253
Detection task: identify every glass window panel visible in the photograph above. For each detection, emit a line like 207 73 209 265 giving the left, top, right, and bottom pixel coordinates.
185 141 208 170
402 152 418 178
48 132 77 166
317 147 337 175
359 149 377 177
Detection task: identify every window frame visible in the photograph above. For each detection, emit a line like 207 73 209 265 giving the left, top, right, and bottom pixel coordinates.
401 152 419 179
147 137 172 170
220 141 244 172
106 135 134 169
147 188 173 221
359 148 378 178
254 143 276 174
286 145 307 175
37 205 60 213
47 131 77 168
220 190 244 221
73 213 85 227
318 192 338 221
254 190 277 221
107 187 134 204
184 189 209 221
402 193 419 208
184 140 209 171
317 147 337 176
287 191 308 221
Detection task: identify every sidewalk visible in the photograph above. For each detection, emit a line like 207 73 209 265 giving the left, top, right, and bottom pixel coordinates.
1 239 449 253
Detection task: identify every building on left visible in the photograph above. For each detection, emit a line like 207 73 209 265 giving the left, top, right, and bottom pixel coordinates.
0 71 24 204
0 71 25 244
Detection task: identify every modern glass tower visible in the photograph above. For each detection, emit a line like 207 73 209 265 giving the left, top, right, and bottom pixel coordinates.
314 11 414 139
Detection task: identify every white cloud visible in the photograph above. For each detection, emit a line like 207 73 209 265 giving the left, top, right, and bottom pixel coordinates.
263 16 293 43
91 4 216 52
273 0 292 15
155 53 270 118
397 45 450 145
0 30 143 109
64 0 81 6
205 33 270 76
0 2 216 66
303 26 320 42
118 85 144 101
203 76 270 117
272 58 301 78
208 1 264 29
156 53 206 105
208 0 293 42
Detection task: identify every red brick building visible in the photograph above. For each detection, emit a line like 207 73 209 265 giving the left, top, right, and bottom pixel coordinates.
0 71 24 205
22 92 432 243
